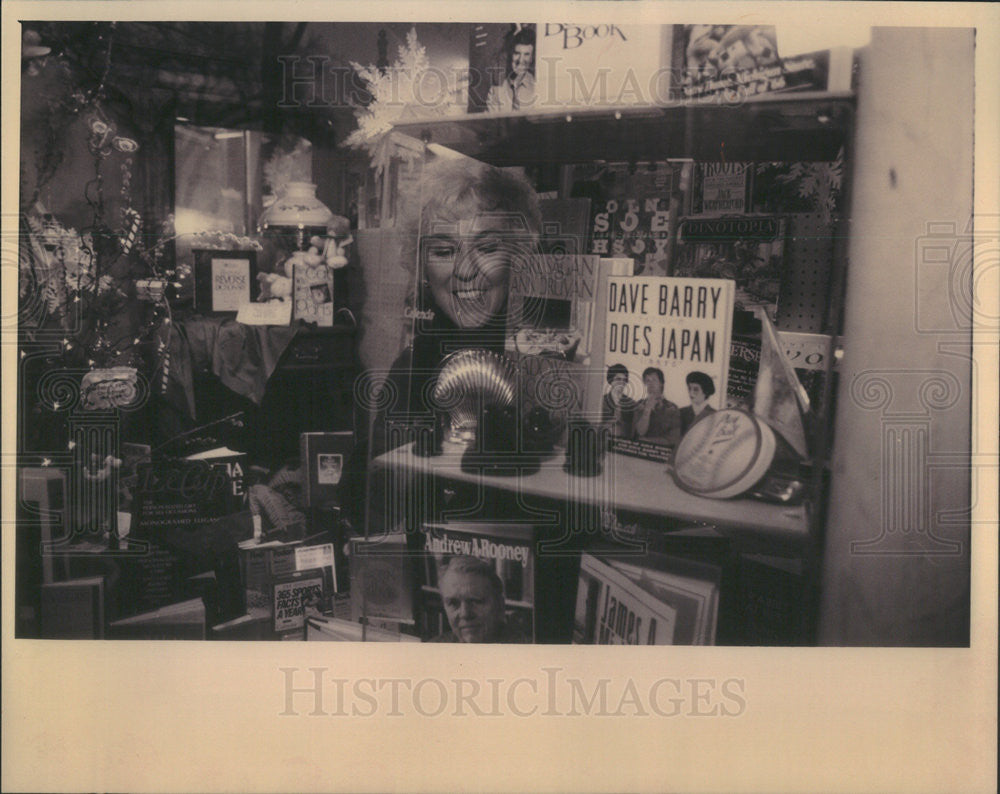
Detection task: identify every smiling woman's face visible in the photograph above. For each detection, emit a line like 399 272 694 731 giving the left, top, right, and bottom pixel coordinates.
423 212 526 328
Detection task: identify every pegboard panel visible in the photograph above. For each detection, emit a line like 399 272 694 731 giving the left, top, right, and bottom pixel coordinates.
776 212 836 333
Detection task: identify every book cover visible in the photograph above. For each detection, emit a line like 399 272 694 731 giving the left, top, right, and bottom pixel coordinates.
535 25 671 112
587 162 678 277
466 23 520 114
184 447 248 513
193 249 257 314
503 252 599 449
690 163 752 216
588 274 735 462
272 568 326 635
295 542 339 605
348 533 416 626
131 456 246 539
419 522 538 642
504 255 633 451
292 260 335 326
238 539 305 613
675 25 853 102
108 597 207 640
40 576 106 639
299 431 353 507
727 333 762 411
605 553 722 645
674 215 787 323
124 458 249 616
573 553 678 645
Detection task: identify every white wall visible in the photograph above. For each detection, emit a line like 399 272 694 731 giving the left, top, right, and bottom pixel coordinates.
819 28 974 645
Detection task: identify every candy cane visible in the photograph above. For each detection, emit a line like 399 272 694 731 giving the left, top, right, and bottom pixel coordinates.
120 208 141 254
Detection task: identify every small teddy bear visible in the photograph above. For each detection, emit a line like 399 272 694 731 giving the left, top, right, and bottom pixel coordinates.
256 216 352 301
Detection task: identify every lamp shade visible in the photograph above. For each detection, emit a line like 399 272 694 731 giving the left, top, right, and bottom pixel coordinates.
259 181 334 250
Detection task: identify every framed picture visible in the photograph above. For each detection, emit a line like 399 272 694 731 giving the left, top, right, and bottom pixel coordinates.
193 249 258 315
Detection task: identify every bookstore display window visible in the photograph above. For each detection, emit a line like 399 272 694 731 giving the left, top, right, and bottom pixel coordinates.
14 23 973 648
15 98 851 645
363 95 857 645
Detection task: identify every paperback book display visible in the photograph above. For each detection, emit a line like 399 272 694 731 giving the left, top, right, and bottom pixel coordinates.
238 538 339 634
588 275 735 462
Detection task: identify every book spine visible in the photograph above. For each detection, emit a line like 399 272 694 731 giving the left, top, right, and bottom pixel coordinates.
299 434 312 507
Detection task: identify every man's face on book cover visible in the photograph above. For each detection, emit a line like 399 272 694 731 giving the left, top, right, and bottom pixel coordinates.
511 44 534 78
440 569 504 643
423 212 527 328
